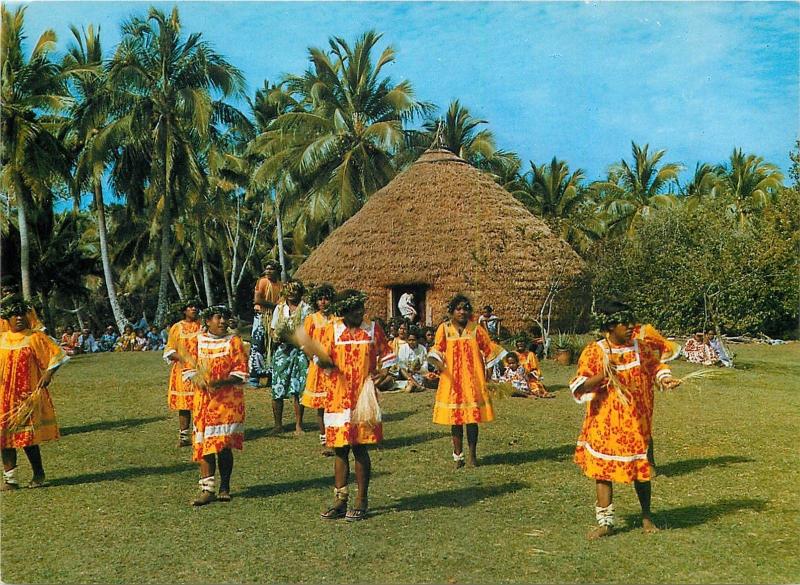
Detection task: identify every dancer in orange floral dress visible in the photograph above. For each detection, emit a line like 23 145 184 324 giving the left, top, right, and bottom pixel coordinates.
300 284 336 456
318 290 395 521
185 306 248 506
428 294 506 469
0 297 69 490
163 299 203 447
570 301 680 539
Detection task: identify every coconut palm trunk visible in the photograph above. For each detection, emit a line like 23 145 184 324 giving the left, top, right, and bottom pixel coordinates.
94 181 128 332
198 233 214 306
14 182 32 300
274 192 287 280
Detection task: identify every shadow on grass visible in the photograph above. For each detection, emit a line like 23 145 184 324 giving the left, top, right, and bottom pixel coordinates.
379 431 447 450
61 416 167 437
621 498 768 531
657 455 754 477
481 444 574 467
374 481 528 513
382 410 416 423
237 471 388 499
51 462 195 487
546 384 568 392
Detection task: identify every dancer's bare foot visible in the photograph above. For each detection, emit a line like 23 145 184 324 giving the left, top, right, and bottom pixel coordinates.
293 426 304 437
466 455 478 467
642 517 660 534
587 525 614 540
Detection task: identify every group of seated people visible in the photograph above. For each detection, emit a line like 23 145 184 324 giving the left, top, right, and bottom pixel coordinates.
682 329 733 367
59 323 168 355
381 317 554 398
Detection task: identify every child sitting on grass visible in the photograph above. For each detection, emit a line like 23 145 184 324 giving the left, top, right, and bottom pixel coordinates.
497 352 531 397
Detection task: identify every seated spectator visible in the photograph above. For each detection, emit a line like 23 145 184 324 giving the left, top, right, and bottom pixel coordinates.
133 328 148 351
395 330 427 392
115 324 137 352
159 326 169 347
98 325 118 352
708 328 734 368
391 321 410 354
683 332 719 365
513 338 555 399
478 305 501 340
423 327 436 349
60 325 80 356
146 325 164 351
497 352 531 397
78 328 99 353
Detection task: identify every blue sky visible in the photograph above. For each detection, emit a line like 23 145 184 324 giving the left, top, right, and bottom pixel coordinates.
10 0 800 189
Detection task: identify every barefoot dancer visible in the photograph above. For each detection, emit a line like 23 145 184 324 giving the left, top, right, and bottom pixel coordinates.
300 284 336 455
319 290 395 521
163 299 202 447
269 281 313 436
0 297 69 490
428 294 506 469
570 301 681 539
187 306 248 506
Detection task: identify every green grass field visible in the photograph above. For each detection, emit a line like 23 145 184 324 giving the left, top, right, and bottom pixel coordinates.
1 342 798 584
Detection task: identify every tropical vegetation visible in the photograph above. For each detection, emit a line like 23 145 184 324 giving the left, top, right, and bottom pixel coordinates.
0 4 796 338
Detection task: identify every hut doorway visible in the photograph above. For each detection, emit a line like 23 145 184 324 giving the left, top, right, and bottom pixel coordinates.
389 284 428 325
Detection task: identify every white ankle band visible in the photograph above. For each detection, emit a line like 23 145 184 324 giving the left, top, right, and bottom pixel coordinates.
198 476 215 492
3 467 18 484
595 503 615 526
452 452 465 462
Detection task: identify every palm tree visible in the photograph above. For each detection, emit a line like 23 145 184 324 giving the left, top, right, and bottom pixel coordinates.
109 6 245 324
681 162 720 203
716 148 783 225
514 157 600 253
258 30 433 227
594 141 683 235
0 5 71 299
62 23 131 332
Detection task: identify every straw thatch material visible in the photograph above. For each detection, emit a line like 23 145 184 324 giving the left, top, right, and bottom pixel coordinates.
294 149 586 332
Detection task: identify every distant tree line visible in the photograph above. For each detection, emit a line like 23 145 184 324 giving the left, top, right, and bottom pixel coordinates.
1 5 796 336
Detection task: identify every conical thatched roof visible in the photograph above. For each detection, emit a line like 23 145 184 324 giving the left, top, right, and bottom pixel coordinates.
294 148 586 332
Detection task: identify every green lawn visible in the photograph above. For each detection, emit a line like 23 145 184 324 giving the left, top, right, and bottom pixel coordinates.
2 343 798 584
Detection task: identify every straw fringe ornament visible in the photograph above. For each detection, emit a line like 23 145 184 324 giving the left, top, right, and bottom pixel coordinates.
487 382 515 401
175 344 211 386
0 387 44 433
661 368 730 390
601 354 633 406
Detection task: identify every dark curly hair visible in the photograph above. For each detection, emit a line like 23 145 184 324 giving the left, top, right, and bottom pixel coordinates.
328 289 367 317
447 294 473 314
309 283 336 308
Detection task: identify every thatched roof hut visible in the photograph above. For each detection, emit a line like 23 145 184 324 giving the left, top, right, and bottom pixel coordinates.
294 148 586 333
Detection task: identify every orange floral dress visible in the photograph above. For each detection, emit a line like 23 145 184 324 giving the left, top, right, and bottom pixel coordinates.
163 320 201 411
430 320 507 425
300 311 336 409
517 350 554 398
188 334 249 462
569 328 676 483
0 330 68 448
320 319 395 447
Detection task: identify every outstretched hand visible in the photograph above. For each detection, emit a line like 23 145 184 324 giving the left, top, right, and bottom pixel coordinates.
36 370 54 390
661 376 682 390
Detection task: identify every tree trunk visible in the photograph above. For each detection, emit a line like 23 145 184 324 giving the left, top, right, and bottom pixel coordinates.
155 211 173 326
224 274 234 311
169 265 184 300
94 181 128 333
275 193 287 281
73 299 86 330
198 233 214 306
14 178 32 300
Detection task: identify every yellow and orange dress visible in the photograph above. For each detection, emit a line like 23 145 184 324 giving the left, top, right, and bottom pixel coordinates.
569 329 675 483
429 320 507 425
187 333 249 462
320 319 396 447
300 311 336 409
517 350 555 398
163 320 201 411
0 329 69 448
